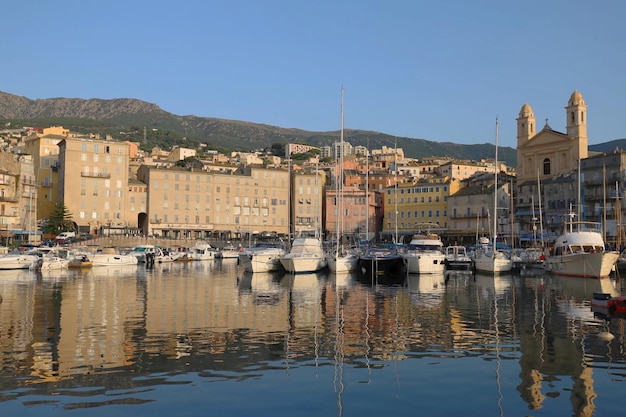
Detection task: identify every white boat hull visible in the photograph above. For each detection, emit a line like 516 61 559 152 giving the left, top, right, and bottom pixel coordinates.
92 254 138 266
0 254 40 270
40 257 71 270
218 250 240 259
403 252 446 274
544 251 619 278
280 237 327 274
328 254 359 273
189 244 217 261
239 248 285 273
280 256 327 274
474 252 513 274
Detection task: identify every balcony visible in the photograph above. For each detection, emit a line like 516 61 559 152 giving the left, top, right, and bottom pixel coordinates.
0 195 18 203
80 172 111 179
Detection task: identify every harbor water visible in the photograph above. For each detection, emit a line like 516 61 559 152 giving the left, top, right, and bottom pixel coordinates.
1 260 625 416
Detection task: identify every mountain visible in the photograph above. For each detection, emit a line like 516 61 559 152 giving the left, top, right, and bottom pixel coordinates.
1 91 520 165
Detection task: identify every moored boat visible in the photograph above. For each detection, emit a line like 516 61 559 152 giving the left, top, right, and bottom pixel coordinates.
279 237 327 274
444 245 474 271
543 219 619 279
0 253 41 270
217 242 240 259
591 292 626 318
402 233 446 274
92 248 138 266
239 241 286 273
189 241 218 261
358 245 406 284
68 254 93 269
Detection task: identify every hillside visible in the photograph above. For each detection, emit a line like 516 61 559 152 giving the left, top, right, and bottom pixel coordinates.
1 91 522 165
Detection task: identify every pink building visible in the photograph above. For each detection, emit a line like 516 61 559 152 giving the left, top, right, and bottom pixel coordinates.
324 185 383 241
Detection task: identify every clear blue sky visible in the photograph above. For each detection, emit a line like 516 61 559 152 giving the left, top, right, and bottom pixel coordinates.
2 0 625 148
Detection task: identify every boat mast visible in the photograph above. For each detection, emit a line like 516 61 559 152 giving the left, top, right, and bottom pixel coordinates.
493 118 499 253
537 169 545 248
603 163 607 241
365 139 369 243
616 181 622 251
577 157 582 222
394 139 398 244
339 86 345 247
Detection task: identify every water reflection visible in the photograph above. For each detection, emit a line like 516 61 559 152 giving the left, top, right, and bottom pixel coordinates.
0 263 625 416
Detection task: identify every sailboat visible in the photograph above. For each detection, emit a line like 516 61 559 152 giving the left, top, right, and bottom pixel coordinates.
358 139 406 282
328 87 358 273
473 118 514 274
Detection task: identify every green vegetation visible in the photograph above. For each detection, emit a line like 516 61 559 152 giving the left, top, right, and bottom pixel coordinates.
42 203 76 236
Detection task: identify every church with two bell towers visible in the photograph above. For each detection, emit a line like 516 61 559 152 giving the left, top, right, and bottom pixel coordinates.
516 90 589 184
514 91 591 241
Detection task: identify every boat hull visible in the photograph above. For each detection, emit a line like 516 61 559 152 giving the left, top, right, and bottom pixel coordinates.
358 255 406 284
403 252 446 274
0 254 40 270
279 238 327 274
92 254 138 266
239 249 286 273
280 256 327 274
328 254 359 273
474 252 513 274
544 251 619 278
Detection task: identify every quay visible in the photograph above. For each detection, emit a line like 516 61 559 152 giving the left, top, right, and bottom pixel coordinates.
66 235 241 251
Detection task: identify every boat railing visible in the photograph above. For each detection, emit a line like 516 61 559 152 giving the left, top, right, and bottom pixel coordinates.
567 221 602 233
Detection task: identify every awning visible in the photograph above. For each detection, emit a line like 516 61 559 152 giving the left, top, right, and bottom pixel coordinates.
12 230 42 235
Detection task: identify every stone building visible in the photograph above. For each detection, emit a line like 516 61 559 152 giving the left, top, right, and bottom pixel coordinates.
515 91 589 238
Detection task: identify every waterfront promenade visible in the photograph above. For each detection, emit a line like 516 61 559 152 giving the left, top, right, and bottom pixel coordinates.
67 235 239 251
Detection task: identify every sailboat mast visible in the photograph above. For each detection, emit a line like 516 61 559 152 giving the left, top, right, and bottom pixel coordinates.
577 158 582 221
537 170 545 248
493 118 499 252
394 139 398 244
365 139 369 242
339 86 345 241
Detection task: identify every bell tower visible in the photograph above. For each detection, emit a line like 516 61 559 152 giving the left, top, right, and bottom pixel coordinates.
565 90 588 159
516 103 535 147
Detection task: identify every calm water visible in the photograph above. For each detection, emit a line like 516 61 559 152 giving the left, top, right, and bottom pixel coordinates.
1 260 625 417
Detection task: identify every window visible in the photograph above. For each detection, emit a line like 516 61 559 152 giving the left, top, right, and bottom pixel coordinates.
543 158 551 175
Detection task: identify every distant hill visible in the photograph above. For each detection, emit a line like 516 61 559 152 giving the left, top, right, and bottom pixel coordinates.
589 139 626 153
1 90 521 166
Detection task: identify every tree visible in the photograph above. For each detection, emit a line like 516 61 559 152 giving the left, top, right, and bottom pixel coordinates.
43 203 75 235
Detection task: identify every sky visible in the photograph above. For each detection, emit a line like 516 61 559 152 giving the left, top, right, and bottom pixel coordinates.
2 0 625 149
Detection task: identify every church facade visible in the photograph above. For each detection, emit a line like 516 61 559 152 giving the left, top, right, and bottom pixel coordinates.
515 91 589 241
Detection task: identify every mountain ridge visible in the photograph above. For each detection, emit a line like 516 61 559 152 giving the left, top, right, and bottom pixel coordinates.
2 91 622 166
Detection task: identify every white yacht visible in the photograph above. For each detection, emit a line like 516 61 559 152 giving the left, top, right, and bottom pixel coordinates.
188 241 218 261
239 241 287 273
92 248 138 266
0 252 41 270
543 219 619 278
279 237 327 274
402 233 446 274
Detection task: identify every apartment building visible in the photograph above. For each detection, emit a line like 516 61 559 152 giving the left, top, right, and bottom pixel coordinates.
291 168 325 238
137 165 290 239
325 185 383 241
57 136 131 234
0 152 38 245
446 172 515 244
382 176 461 239
437 159 496 180
23 126 67 221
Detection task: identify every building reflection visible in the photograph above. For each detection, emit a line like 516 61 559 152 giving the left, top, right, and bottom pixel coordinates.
0 264 624 416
